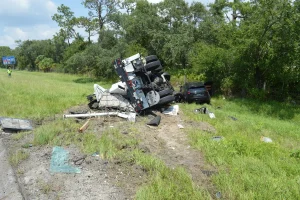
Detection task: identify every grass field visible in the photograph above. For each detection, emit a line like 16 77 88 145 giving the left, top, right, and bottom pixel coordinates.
0 69 112 119
181 98 300 199
1 69 299 199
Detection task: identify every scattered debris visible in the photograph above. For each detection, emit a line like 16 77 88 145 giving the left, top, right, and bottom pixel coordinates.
261 136 272 143
163 105 179 115
0 117 33 131
216 191 222 199
194 107 208 114
73 155 87 165
194 107 216 118
63 112 136 122
91 152 100 157
228 116 238 121
147 116 161 126
201 170 217 177
50 146 81 174
209 112 216 119
78 119 90 133
177 124 184 129
212 136 224 142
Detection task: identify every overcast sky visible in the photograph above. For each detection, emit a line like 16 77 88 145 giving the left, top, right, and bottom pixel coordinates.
0 0 214 49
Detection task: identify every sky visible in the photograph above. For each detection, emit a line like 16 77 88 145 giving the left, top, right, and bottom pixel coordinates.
0 0 214 49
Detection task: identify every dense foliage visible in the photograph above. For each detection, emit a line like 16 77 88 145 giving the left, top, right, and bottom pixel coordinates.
1 0 299 101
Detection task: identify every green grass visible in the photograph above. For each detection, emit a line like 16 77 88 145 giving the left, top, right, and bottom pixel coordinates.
180 98 300 199
0 69 111 119
9 150 30 167
3 69 300 199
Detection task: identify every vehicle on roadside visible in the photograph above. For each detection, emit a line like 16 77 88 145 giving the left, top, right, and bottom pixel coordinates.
174 82 211 104
88 53 175 113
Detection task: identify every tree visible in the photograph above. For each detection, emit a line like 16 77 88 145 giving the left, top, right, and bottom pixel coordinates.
35 55 55 72
52 4 78 45
76 16 99 43
82 0 121 41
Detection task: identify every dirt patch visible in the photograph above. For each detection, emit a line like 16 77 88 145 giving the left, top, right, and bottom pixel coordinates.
2 121 146 200
2 104 217 199
136 111 217 193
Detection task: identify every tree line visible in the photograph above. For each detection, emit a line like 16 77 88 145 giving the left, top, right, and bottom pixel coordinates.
0 0 299 102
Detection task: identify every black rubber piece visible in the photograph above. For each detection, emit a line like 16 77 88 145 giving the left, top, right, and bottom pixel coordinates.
144 60 161 71
158 95 175 105
158 89 173 98
152 65 163 73
174 93 184 103
147 115 161 126
145 55 158 64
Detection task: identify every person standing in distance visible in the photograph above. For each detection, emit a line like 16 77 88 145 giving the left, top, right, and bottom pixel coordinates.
7 67 12 77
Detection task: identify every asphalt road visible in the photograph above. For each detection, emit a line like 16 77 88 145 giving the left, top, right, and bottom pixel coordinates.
0 138 23 200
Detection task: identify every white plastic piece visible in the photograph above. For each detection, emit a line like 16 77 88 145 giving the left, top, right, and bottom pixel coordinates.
209 112 216 119
109 81 127 95
124 63 135 72
123 53 141 65
163 105 179 116
146 90 160 106
94 84 107 102
177 124 184 129
63 112 136 122
261 136 272 143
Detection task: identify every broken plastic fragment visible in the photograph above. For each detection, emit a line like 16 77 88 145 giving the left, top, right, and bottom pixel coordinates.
260 136 272 143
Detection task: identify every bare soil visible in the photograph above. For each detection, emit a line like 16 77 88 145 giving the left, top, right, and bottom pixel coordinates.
2 104 217 199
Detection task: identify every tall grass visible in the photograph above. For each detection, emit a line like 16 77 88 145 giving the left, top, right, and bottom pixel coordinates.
181 98 300 199
0 69 110 119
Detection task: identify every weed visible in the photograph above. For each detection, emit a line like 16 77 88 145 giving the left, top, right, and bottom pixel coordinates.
9 150 29 167
12 131 31 141
182 98 300 199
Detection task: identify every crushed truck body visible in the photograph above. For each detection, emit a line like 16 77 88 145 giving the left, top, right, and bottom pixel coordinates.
88 53 175 113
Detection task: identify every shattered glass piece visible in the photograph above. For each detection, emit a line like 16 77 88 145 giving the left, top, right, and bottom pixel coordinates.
50 146 81 174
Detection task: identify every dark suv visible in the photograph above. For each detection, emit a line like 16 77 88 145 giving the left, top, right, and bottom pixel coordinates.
175 82 211 104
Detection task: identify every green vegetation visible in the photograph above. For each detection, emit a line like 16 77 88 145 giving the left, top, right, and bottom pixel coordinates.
9 150 30 167
1 67 299 199
181 98 300 199
0 69 110 119
1 0 299 102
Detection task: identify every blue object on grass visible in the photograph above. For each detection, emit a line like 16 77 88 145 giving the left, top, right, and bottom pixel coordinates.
50 146 81 173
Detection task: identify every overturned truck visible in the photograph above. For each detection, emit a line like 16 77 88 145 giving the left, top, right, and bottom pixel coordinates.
88 53 175 113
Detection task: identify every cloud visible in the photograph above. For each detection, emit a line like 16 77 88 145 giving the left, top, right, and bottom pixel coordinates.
0 0 57 27
0 0 58 48
0 25 59 48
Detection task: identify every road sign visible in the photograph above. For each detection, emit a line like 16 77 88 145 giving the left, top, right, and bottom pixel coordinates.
2 56 16 65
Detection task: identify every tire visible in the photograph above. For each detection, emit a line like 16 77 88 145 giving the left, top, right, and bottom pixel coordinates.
174 93 184 103
158 95 175 105
145 55 158 64
151 65 163 73
158 89 173 98
145 60 161 71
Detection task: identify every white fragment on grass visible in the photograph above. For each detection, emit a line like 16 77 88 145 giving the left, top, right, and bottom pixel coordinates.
209 112 216 119
177 124 184 129
261 136 273 143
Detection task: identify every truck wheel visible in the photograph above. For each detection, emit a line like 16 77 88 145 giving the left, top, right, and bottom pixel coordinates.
158 89 173 98
145 60 161 71
158 95 175 105
174 93 184 103
152 65 163 73
145 55 158 64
